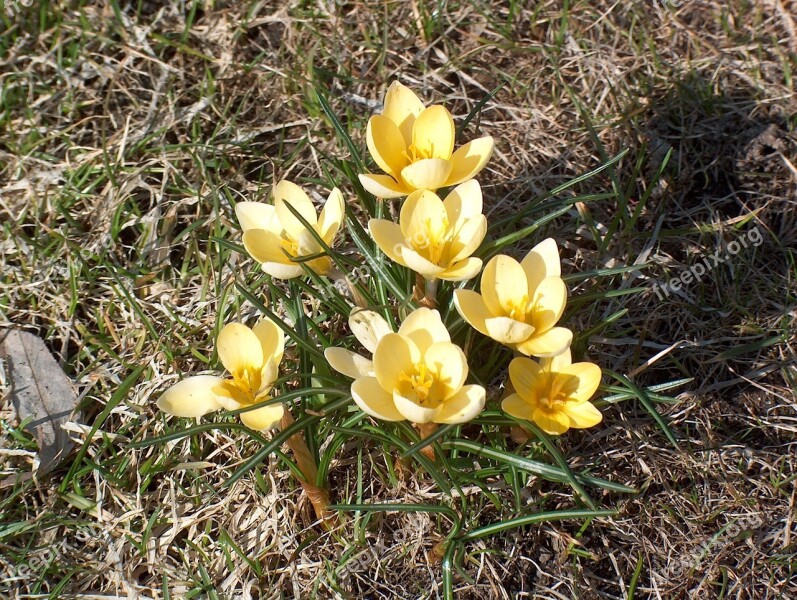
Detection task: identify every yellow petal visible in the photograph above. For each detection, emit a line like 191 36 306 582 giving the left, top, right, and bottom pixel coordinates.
424 341 468 399
401 158 453 192
156 375 225 418
443 179 483 230
481 255 528 317
235 202 276 232
349 309 392 353
366 115 409 178
439 257 482 282
485 316 535 345
368 219 407 265
453 289 491 336
324 347 374 379
393 390 437 424
508 357 543 401
242 229 291 265
564 401 603 429
449 215 487 263
532 407 570 435
516 327 573 358
435 385 486 424
445 136 494 186
358 173 410 198
239 402 284 431
383 81 425 145
352 376 404 421
521 238 561 293
400 248 446 279
412 105 455 160
398 307 450 353
317 187 345 245
261 261 305 279
217 323 264 376
559 362 602 404
252 319 284 364
373 333 418 391
259 358 279 392
501 392 532 421
539 348 572 371
530 276 567 332
273 180 317 239
400 188 446 241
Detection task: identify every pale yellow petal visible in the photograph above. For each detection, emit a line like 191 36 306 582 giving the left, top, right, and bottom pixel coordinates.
445 136 494 186
435 385 486 424
508 357 543 401
400 247 446 279
412 105 455 160
530 276 567 332
373 333 418 391
368 219 407 265
453 289 491 336
521 238 561 293
324 347 374 379
398 307 450 353
539 348 572 372
259 358 279 392
516 327 573 358
443 179 483 230
242 229 291 265
352 376 404 421
235 202 276 233
401 158 453 192
366 114 409 178
156 375 225 418
449 215 487 263
217 323 264 376
501 392 532 421
261 261 305 279
564 401 603 429
438 257 482 282
559 362 602 404
317 187 345 245
273 180 317 239
485 316 535 345
481 255 528 317
383 81 426 145
424 341 468 399
239 402 284 431
400 188 446 241
532 407 570 435
252 318 284 365
349 309 392 353
393 391 437 424
358 173 410 198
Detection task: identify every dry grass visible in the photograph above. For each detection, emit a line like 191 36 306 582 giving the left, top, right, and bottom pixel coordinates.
1 1 795 598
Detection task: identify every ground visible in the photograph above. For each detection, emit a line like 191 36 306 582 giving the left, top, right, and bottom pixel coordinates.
1 1 795 599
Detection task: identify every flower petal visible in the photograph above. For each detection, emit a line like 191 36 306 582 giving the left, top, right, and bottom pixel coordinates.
393 391 437 424
435 385 486 424
443 179 483 229
453 289 491 336
564 401 603 429
261 261 305 279
532 407 570 435
516 327 573 358
449 215 487 263
508 357 543 401
501 392 532 421
324 347 374 379
400 247 446 279
424 341 468 398
439 257 482 282
352 376 404 421
239 402 284 431
235 202 276 233
366 114 409 178
481 255 528 317
373 333 418 391
349 309 393 353
383 81 425 145
412 105 455 160
530 276 567 332
369 219 407 264
252 318 284 365
485 316 535 345
217 323 264 376
559 362 602 404
398 308 450 353
445 136 494 186
156 375 225 418
358 173 410 198
401 158 453 192
521 238 561 293
400 188 446 242
273 180 318 239
317 187 345 245
539 348 572 372
242 229 291 265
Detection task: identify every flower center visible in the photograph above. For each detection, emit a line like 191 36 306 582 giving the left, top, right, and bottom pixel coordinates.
506 294 529 322
281 236 299 257
540 391 567 410
399 362 438 405
232 367 262 404
410 217 450 264
403 142 434 163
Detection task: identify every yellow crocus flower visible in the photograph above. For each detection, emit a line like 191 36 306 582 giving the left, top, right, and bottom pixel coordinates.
454 238 572 357
502 349 602 435
368 180 486 281
350 308 485 424
359 81 494 198
157 321 285 431
236 180 345 279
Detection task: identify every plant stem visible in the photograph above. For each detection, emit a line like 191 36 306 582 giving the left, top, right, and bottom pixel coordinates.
423 277 438 309
417 422 439 461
